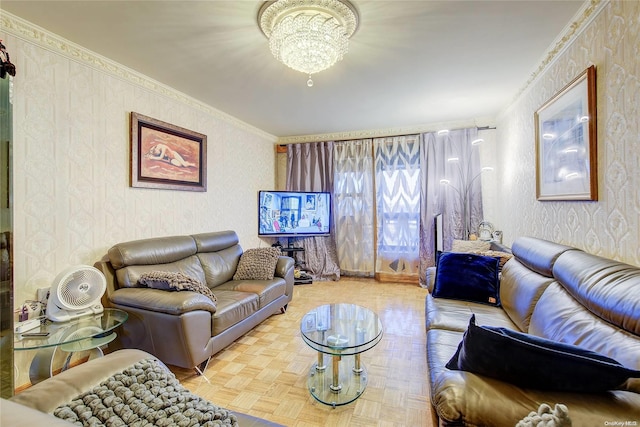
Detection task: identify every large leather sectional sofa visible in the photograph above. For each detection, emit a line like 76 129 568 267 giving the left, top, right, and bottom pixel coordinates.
94 230 294 370
2 349 283 426
425 236 640 425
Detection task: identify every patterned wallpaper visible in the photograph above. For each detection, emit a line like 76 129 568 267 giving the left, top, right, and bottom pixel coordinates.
1 13 278 309
3 0 638 385
495 0 640 266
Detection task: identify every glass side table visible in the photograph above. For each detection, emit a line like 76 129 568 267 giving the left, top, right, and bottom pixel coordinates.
300 303 383 407
14 308 128 384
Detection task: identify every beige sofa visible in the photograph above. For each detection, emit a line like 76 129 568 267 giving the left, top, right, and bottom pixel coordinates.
425 236 640 425
94 230 294 370
2 349 283 426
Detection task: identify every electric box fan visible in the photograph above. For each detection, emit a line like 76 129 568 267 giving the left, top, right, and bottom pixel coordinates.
46 265 107 322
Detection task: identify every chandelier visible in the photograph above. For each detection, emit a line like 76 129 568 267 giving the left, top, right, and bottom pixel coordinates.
258 0 359 86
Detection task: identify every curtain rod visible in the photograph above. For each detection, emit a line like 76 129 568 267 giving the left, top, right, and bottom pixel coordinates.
277 125 497 145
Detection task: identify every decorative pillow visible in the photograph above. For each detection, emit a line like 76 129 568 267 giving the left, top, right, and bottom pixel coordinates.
138 271 217 303
474 249 513 270
233 247 281 280
451 239 491 253
433 252 500 306
446 315 640 392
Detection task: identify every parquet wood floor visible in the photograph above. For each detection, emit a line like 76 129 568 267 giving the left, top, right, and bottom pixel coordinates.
170 278 437 427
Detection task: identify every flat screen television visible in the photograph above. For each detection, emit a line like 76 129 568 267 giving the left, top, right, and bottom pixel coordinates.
258 190 331 237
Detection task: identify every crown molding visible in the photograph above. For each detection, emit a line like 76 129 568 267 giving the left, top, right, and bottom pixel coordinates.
509 0 607 105
0 11 278 143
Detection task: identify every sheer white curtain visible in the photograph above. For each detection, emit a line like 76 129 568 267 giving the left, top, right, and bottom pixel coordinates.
286 142 340 281
418 128 483 287
333 139 375 276
374 135 422 278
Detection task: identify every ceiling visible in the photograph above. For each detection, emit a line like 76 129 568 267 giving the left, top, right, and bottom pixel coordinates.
2 1 585 139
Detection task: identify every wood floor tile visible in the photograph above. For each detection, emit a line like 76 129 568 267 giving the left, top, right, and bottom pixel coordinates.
171 278 434 426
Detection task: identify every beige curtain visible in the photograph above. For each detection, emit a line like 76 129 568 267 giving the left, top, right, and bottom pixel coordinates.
418 128 483 287
333 139 375 276
374 135 422 278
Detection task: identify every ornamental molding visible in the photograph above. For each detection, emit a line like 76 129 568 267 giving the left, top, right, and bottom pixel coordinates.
509 0 607 104
0 11 277 143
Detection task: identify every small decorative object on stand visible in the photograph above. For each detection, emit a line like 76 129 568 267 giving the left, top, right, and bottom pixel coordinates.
0 40 16 78
477 221 495 241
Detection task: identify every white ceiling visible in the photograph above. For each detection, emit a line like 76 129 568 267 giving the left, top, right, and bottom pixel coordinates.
2 0 585 138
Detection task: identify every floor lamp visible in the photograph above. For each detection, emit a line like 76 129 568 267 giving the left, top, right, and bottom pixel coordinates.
439 139 493 240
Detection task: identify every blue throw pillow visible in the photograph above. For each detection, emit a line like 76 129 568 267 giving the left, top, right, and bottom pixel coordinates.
433 251 500 306
446 315 640 392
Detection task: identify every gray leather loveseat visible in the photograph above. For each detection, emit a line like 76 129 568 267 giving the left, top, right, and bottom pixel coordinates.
94 230 294 370
425 236 640 425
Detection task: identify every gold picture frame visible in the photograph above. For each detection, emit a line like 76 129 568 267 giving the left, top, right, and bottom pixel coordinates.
535 65 597 201
130 112 207 192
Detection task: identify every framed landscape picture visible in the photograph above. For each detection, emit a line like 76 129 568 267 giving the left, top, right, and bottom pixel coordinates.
130 112 207 191
534 65 597 201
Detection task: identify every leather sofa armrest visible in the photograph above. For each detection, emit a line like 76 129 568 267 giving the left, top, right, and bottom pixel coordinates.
10 349 155 414
275 256 295 299
110 287 217 316
275 256 294 279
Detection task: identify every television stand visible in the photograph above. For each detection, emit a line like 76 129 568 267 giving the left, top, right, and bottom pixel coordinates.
294 274 313 285
279 246 312 285
281 246 304 256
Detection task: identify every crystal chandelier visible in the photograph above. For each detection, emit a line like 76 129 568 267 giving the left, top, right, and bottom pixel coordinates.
258 0 359 86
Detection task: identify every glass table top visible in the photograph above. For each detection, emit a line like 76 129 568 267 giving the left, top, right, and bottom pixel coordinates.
300 303 383 356
14 308 128 350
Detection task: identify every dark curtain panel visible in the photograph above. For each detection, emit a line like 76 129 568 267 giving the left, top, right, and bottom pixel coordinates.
286 142 340 281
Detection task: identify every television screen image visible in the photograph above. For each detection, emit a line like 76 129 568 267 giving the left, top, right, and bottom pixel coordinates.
259 191 331 237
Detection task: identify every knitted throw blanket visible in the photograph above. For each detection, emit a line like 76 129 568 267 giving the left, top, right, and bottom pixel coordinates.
515 403 571 427
138 271 217 304
54 358 238 427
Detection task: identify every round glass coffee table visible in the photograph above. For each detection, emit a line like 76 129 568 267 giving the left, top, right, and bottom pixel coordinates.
300 303 383 407
14 308 128 384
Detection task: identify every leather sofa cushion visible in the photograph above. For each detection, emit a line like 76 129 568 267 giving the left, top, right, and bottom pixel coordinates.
216 279 286 309
111 287 216 315
530 282 640 393
197 246 242 287
425 293 517 333
115 255 207 288
192 230 239 252
499 257 557 332
427 329 640 426
511 236 576 277
212 290 259 336
552 249 640 335
108 235 197 269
